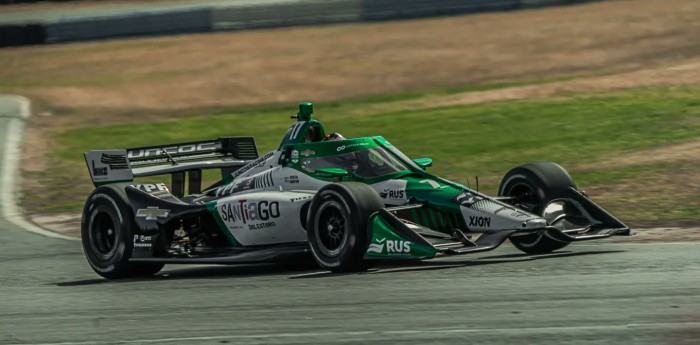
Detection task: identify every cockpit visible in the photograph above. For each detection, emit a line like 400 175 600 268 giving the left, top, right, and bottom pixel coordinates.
299 144 410 180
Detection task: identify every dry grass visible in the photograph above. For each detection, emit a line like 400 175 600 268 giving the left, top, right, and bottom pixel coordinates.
2 0 700 235
2 0 700 124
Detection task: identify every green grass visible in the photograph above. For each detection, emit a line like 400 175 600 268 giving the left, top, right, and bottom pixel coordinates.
31 84 700 222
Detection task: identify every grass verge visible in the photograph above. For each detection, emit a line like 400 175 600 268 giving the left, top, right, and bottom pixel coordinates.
26 84 700 225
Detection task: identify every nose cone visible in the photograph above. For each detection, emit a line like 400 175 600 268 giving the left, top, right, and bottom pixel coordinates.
459 197 546 231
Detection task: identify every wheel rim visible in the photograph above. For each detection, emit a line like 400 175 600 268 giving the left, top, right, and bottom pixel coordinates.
89 206 119 258
506 182 542 214
314 200 349 257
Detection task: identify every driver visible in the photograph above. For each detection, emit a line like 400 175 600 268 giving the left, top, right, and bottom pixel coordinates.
324 132 345 141
323 133 359 172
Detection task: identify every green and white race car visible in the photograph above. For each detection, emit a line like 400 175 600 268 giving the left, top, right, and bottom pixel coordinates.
82 102 629 279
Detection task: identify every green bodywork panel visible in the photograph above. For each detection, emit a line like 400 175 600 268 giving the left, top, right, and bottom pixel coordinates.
315 167 349 178
365 213 438 259
413 157 433 168
285 135 471 231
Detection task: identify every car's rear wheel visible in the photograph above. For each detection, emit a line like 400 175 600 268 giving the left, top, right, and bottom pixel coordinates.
307 183 383 272
81 185 164 279
498 162 576 254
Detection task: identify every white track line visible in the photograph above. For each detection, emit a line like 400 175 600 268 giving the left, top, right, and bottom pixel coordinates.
0 95 77 241
15 321 700 345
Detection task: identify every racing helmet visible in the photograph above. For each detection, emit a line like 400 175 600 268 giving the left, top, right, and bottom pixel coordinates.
325 132 345 141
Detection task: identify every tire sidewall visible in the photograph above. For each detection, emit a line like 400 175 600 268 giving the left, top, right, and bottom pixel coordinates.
307 189 360 269
499 163 575 253
307 183 382 271
81 188 134 277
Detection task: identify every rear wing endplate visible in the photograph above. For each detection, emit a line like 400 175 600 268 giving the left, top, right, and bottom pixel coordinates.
85 137 258 195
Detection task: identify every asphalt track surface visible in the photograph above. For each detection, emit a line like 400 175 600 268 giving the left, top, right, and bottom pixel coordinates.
1 101 700 344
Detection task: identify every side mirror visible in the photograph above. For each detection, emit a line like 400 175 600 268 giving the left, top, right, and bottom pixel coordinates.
315 168 349 181
413 157 433 169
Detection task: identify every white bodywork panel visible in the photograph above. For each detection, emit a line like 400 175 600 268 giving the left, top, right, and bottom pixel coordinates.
215 191 314 246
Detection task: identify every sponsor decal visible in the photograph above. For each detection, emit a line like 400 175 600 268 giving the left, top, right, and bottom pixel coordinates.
387 240 412 254
91 160 108 177
511 211 530 219
380 189 405 200
215 178 255 197
232 151 275 179
290 195 313 203
283 175 300 184
367 238 386 254
133 234 152 248
368 238 411 255
457 193 484 206
248 222 276 230
300 150 315 157
372 180 408 205
219 200 280 225
291 150 300 163
131 183 169 193
336 142 369 152
136 206 170 220
469 216 491 228
127 142 216 159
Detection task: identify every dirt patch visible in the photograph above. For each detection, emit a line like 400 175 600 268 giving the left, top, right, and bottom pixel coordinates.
575 137 700 171
351 59 700 116
2 0 700 122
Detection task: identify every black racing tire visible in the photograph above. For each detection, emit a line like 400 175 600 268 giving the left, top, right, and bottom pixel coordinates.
498 162 576 254
306 182 384 273
81 185 164 279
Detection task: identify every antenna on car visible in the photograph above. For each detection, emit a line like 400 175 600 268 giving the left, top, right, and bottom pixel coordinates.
290 101 313 120
475 176 479 192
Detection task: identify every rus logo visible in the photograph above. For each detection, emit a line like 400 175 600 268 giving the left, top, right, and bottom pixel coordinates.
380 189 405 199
387 240 411 254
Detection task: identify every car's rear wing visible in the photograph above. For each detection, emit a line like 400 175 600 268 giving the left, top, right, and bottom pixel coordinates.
85 137 258 196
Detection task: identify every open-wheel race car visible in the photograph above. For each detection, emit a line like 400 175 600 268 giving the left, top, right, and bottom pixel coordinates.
82 102 629 279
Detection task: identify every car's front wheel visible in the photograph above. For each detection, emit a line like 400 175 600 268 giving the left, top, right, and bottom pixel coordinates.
306 183 383 272
498 162 576 254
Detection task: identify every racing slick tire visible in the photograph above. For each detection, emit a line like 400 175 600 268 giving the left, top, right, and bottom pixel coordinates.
498 162 576 254
81 185 164 279
307 182 383 273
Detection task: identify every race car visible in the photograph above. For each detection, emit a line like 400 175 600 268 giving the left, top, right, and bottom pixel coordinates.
82 102 629 279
